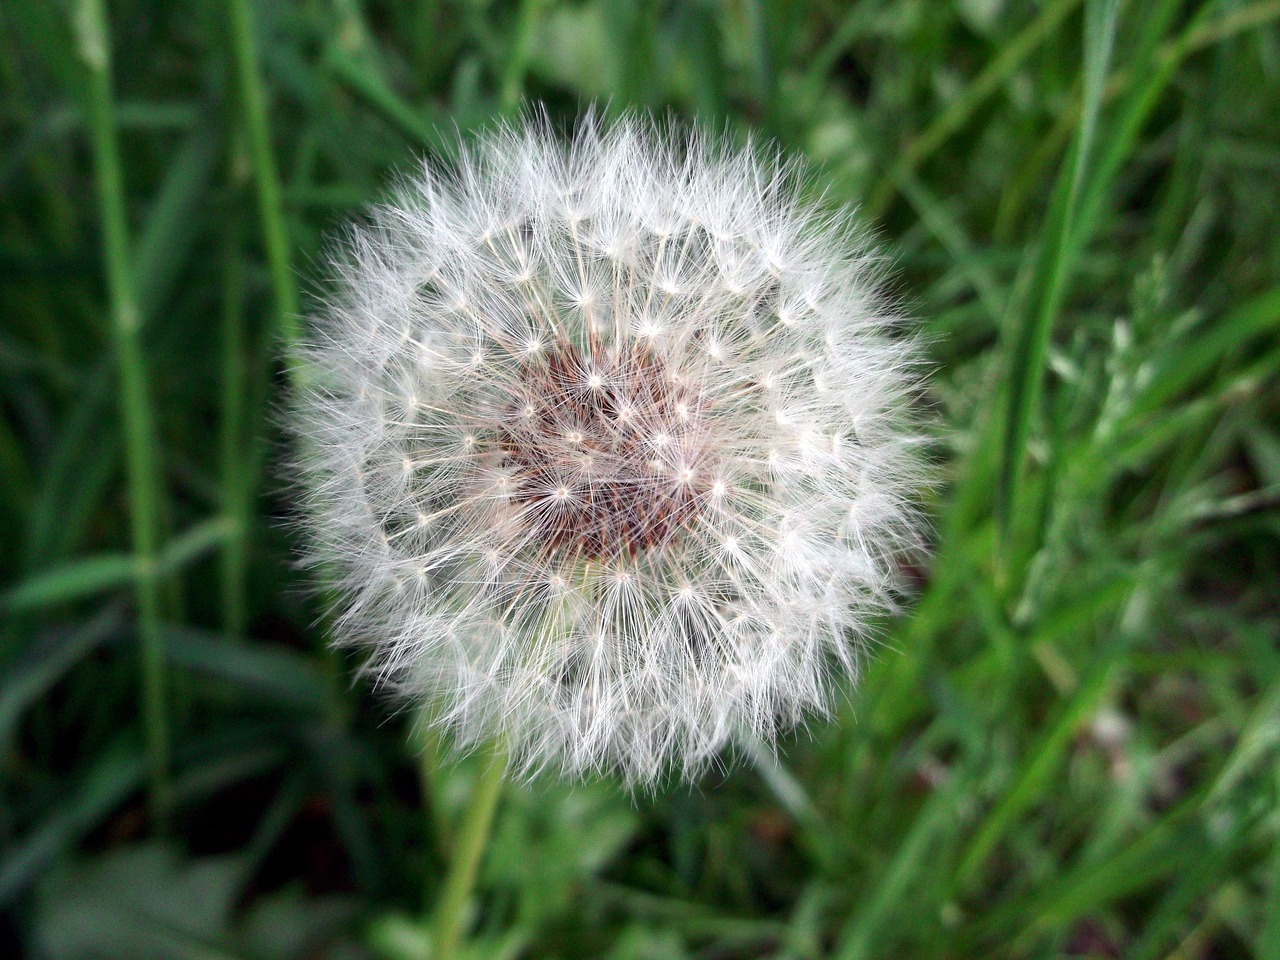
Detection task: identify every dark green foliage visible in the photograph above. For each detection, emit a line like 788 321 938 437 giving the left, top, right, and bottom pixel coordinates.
2 0 1278 957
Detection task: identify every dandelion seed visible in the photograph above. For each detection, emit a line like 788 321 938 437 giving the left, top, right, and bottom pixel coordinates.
289 112 927 786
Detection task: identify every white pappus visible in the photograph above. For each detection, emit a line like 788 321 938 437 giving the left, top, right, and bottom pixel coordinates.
289 112 927 787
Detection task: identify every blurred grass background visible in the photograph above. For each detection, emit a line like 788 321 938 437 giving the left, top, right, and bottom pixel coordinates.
2 0 1279 957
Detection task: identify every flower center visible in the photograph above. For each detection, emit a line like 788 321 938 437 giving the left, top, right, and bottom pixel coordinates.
499 341 710 560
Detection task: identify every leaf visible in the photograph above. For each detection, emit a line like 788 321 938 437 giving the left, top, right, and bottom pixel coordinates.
134 119 223 324
164 627 329 712
834 779 964 960
485 779 639 925
0 607 121 744
0 745 145 906
954 654 1121 888
323 45 448 151
4 517 231 614
996 0 1121 547
33 840 359 960
237 884 358 959
22 361 117 570
152 516 234 579
866 0 1085 217
35 841 246 960
1 554 136 614
1133 287 1280 417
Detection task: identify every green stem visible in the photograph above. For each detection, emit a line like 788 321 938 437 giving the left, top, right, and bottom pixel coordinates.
431 743 507 960
415 712 447 864
224 0 303 648
219 203 249 641
226 0 299 339
73 0 170 824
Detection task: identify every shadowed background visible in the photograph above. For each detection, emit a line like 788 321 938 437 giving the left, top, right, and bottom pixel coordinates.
2 0 1279 957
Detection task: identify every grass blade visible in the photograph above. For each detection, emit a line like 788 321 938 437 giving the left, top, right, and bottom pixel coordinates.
2 555 136 614
866 0 1084 217
954 652 1120 888
0 745 145 906
995 0 1120 555
834 781 960 960
4 518 230 615
0 609 121 744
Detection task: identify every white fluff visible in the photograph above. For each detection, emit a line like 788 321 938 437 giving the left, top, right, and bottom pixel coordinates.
289 113 926 786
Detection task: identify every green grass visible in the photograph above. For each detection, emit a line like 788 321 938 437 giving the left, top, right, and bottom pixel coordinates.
2 0 1279 958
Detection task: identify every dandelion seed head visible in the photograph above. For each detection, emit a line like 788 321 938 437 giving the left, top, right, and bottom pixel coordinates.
290 112 927 786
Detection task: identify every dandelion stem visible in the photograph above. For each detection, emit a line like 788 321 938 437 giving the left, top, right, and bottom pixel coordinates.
415 713 446 861
431 742 506 960
73 0 170 824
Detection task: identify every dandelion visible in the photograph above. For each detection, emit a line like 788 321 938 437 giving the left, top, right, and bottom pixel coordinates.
290 113 926 787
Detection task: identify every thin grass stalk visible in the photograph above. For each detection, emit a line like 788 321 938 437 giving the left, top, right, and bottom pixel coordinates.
224 0 302 646
226 0 299 337
219 202 249 640
72 0 170 823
